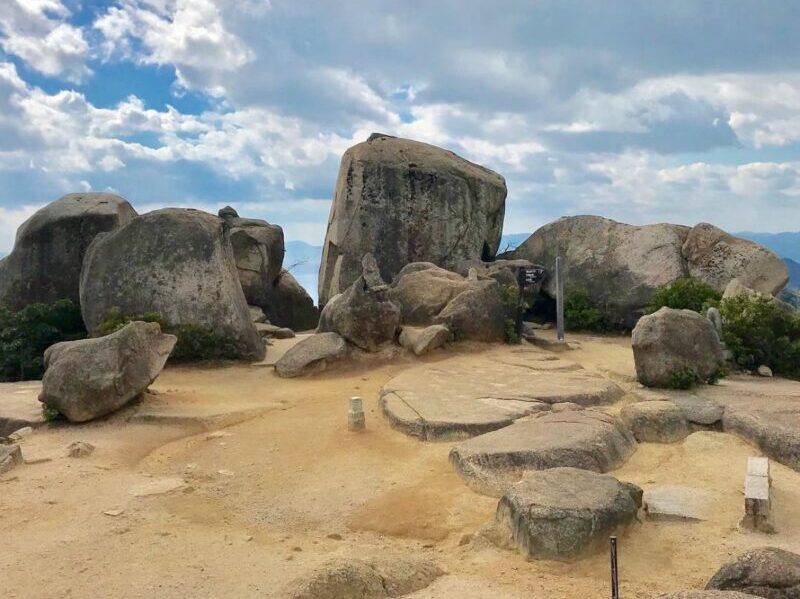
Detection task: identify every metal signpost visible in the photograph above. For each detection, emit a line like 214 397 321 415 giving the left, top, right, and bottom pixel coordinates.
555 256 565 341
610 536 620 599
515 266 545 336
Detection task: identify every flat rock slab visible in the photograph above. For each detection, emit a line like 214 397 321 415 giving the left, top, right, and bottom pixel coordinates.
0 381 46 437
449 410 637 496
129 476 186 497
643 486 717 521
380 353 623 440
669 393 725 426
494 467 642 560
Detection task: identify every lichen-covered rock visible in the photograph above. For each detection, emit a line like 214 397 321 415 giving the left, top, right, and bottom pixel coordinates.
318 254 400 351
494 467 642 560
632 307 724 388
706 547 800 598
80 208 265 361
621 401 690 443
434 278 506 342
388 263 470 325
39 321 176 422
318 134 506 306
275 332 348 378
0 193 137 310
683 223 788 296
511 215 689 327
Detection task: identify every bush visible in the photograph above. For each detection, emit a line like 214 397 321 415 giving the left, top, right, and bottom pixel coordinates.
668 367 699 390
719 295 800 378
564 289 610 332
96 309 241 363
645 278 721 314
0 299 87 382
500 285 523 344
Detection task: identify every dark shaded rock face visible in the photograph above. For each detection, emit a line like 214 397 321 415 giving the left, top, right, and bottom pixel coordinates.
0 193 137 310
80 208 265 361
706 547 800 598
318 134 507 307
266 270 320 331
511 215 788 328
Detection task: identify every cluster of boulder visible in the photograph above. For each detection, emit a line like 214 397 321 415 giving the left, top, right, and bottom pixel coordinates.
510 215 789 328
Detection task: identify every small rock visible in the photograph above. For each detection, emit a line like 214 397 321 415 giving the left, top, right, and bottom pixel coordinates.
67 441 95 458
103 509 124 517
217 469 235 477
0 444 23 475
129 477 185 497
206 431 233 440
326 533 343 541
758 365 774 377
9 426 33 441
273 327 296 339
458 533 473 546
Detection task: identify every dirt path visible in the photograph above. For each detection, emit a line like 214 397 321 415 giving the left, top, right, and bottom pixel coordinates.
2 336 800 598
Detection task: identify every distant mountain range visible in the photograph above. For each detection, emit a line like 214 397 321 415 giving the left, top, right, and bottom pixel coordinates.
785 258 800 289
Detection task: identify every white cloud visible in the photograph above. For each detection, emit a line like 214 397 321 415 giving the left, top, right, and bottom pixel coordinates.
0 0 90 83
0 204 42 253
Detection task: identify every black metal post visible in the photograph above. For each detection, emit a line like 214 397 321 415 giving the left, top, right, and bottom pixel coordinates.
610 536 619 599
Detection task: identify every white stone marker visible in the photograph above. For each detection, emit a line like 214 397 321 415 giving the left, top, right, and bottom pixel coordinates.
348 396 365 432
740 456 774 533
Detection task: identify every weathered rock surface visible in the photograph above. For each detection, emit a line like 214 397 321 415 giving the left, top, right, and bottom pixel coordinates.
643 486 716 521
284 555 443 599
494 467 642 560
0 193 137 310
0 444 23 475
632 307 724 388
669 393 725 426
39 321 176 422
450 411 636 496
398 325 450 356
621 401 690 443
433 278 506 342
266 270 319 331
381 352 623 441
80 208 265 361
318 254 401 351
511 216 787 327
684 223 789 296
318 134 507 306
388 263 470 325
511 216 689 327
706 547 800 598
275 332 348 378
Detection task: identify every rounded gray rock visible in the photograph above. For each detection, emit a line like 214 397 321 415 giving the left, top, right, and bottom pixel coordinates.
275 332 348 378
706 547 800 598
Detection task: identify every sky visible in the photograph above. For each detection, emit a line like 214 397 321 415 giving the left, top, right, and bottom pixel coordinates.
1 0 800 254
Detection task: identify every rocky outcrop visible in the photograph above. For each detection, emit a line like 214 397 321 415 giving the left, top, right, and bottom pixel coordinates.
284 555 443 599
632 307 724 388
494 467 642 560
511 216 788 327
80 208 265 361
0 193 137 310
318 254 401 352
684 224 789 296
39 321 176 422
388 263 470 325
275 332 348 378
318 134 507 307
434 278 506 342
706 547 800 598
621 401 691 443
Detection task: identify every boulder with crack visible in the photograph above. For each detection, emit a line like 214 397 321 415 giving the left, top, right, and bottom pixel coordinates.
450 410 637 496
493 467 642 560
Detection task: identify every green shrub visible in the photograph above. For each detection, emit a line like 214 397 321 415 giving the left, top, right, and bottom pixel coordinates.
645 278 721 314
503 318 520 344
719 295 800 378
0 299 87 382
668 367 699 390
96 310 241 363
564 289 610 332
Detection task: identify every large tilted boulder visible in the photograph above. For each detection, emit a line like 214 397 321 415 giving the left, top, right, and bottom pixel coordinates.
0 193 137 310
39 321 176 422
80 208 265 361
632 307 724 388
221 207 319 330
684 223 789 296
706 547 800 598
511 216 788 327
511 216 689 327
433 278 506 342
494 467 642 560
318 254 401 352
318 133 507 307
275 332 348 378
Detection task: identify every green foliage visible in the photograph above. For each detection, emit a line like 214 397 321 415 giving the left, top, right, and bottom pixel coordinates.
0 300 87 382
96 309 240 363
564 289 610 332
646 278 721 314
668 367 699 390
719 295 800 378
41 403 63 422
504 318 520 345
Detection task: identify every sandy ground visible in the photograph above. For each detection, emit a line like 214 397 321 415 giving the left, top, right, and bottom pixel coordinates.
2 333 800 598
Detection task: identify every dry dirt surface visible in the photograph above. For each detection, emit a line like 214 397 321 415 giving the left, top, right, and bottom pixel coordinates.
3 334 800 598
